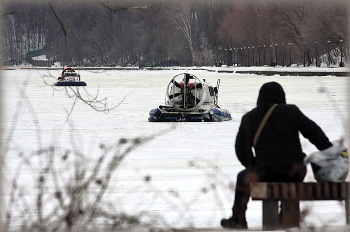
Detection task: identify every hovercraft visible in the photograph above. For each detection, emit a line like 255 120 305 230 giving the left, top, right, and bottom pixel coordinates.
148 72 232 122
54 67 87 86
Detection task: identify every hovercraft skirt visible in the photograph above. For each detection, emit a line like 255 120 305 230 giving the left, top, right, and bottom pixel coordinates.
55 81 87 86
148 108 231 122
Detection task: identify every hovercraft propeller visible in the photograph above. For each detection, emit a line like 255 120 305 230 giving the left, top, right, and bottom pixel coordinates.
165 72 207 111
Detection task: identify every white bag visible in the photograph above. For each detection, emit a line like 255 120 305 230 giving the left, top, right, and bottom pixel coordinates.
304 139 349 182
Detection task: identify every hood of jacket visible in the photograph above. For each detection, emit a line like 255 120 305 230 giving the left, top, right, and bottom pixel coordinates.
257 81 286 106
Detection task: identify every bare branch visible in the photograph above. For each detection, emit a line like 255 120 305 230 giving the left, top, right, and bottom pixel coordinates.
48 1 67 67
96 0 148 12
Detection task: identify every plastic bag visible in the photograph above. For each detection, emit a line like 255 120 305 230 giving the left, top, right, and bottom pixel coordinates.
304 139 349 182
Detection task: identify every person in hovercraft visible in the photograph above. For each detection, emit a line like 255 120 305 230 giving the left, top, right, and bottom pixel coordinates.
221 81 333 229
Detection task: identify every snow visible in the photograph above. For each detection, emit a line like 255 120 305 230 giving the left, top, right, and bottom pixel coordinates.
31 54 48 61
210 65 348 72
1 68 349 230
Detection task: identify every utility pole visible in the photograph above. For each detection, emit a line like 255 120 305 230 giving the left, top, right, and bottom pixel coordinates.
288 43 292 66
340 39 344 67
315 42 318 67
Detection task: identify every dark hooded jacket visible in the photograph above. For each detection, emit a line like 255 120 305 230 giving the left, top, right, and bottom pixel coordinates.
235 82 332 174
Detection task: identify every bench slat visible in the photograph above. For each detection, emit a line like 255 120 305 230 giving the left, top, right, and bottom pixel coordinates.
323 182 330 198
282 183 288 198
272 183 279 198
289 183 296 199
250 182 269 199
315 182 321 198
341 183 346 199
306 183 313 199
331 183 337 198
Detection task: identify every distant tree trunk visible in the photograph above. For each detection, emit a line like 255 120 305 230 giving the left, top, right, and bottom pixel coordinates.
169 3 196 65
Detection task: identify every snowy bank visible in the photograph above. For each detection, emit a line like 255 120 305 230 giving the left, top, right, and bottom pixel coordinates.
1 65 349 77
206 66 349 77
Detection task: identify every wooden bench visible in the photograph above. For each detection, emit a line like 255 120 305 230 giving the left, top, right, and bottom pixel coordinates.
250 182 350 230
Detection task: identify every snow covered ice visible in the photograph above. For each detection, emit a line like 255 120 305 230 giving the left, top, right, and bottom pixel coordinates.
1 68 349 229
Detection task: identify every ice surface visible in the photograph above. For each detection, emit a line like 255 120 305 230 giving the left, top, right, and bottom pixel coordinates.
1 68 349 229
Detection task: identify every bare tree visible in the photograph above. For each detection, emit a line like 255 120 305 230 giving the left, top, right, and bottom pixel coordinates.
2 0 348 67
168 2 196 65
4 127 173 231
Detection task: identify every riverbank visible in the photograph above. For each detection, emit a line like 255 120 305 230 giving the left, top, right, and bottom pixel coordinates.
1 65 349 76
206 66 349 77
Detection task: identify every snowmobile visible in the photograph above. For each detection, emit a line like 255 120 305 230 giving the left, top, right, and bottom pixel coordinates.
148 72 232 122
54 67 87 86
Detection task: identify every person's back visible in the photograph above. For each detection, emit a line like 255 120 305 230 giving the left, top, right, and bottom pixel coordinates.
221 81 332 229
235 82 332 175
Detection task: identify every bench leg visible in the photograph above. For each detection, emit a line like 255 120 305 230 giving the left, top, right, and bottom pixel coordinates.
262 200 279 231
280 200 300 229
346 198 350 224
346 183 350 224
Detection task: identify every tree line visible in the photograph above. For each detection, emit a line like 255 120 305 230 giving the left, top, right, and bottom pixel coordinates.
1 0 348 67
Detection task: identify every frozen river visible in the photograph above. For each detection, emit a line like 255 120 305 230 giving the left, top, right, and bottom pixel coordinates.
1 68 349 230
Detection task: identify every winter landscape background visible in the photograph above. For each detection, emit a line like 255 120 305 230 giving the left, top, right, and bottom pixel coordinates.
2 0 348 68
1 0 350 231
1 67 349 231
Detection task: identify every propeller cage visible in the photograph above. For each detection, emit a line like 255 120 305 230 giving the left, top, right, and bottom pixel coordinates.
165 73 208 112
